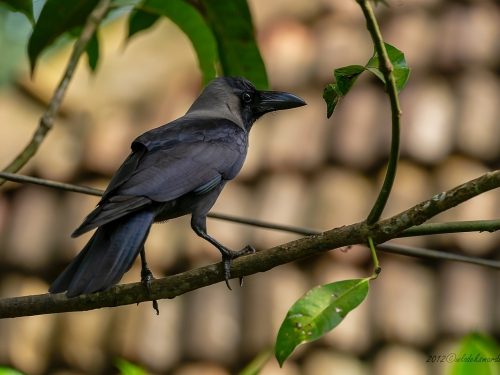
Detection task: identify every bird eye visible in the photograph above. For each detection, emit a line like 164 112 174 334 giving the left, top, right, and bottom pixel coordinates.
242 92 253 103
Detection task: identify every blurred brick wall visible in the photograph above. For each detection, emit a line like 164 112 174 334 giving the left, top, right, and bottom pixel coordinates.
0 0 500 374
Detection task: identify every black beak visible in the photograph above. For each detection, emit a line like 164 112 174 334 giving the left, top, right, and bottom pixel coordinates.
256 91 307 114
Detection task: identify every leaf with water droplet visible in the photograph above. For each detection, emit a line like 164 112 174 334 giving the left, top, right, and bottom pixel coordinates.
275 279 370 367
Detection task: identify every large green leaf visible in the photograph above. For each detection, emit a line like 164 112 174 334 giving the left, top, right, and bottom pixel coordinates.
450 332 500 375
365 43 410 93
127 0 217 87
128 9 160 39
28 0 100 73
275 278 370 367
200 0 268 90
0 0 34 25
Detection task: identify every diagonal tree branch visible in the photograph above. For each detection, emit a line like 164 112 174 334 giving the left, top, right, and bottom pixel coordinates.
1 171 500 266
0 0 112 186
1 170 498 319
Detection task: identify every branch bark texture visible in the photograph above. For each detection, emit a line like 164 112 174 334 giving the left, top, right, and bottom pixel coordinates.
1 170 498 319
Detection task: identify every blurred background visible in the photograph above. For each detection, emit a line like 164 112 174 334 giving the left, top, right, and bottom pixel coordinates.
1 0 500 374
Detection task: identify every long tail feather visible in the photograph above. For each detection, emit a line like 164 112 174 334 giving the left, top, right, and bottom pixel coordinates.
49 209 155 297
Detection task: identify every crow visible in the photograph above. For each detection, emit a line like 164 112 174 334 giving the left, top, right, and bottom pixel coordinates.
49 77 306 312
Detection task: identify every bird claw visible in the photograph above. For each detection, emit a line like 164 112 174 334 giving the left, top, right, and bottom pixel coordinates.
222 245 256 290
141 267 159 315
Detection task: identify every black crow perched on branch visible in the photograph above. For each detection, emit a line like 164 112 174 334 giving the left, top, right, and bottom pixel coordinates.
49 77 306 312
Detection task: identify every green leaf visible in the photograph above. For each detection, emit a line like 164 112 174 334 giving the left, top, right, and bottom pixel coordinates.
333 65 365 97
67 25 99 72
128 0 217 87
86 31 99 71
28 0 100 73
238 348 272 375
128 9 160 39
450 332 500 375
200 0 268 90
0 0 34 25
115 358 149 375
365 42 410 93
275 278 370 367
323 84 342 119
0 367 26 375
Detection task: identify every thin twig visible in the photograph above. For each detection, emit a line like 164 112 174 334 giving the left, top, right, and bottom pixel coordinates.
377 244 500 269
1 171 500 238
0 169 498 318
0 0 112 186
357 0 402 225
0 172 103 196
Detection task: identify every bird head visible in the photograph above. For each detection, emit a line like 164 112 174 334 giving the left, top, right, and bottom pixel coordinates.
187 77 307 131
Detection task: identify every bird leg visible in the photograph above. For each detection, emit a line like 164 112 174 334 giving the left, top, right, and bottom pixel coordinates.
191 216 255 290
140 247 159 315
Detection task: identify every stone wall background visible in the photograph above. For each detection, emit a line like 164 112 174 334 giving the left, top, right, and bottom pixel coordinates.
0 0 500 374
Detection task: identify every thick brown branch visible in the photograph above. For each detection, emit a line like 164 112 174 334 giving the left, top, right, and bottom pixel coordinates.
0 170 499 319
0 0 112 186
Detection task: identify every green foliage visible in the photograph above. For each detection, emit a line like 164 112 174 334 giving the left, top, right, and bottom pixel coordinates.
0 367 26 375
86 31 100 71
365 43 410 93
28 0 100 73
115 358 149 375
334 65 365 96
449 332 500 375
24 0 267 87
275 279 370 367
200 0 269 90
128 9 160 39
128 0 218 86
238 348 272 375
0 0 34 25
323 42 410 118
323 84 342 118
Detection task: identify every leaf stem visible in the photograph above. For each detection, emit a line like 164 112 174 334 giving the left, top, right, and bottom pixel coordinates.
357 0 402 225
0 0 112 186
368 236 381 279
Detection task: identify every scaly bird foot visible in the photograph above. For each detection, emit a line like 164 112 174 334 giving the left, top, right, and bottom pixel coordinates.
141 266 159 315
221 245 256 290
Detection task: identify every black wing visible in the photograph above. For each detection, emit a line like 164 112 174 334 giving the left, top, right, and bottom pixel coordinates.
73 117 247 236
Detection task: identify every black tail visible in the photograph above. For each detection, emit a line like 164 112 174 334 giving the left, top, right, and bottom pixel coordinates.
49 209 155 297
